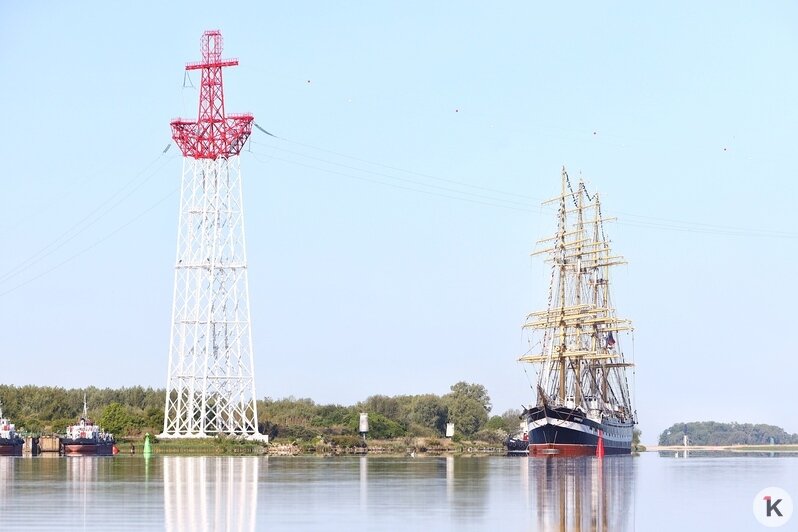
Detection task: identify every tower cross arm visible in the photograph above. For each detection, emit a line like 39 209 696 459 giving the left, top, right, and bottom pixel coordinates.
185 58 239 70
169 112 253 159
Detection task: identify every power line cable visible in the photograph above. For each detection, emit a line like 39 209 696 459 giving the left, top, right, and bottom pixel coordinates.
250 130 798 240
0 150 177 285
248 150 538 214
251 136 541 202
249 142 539 209
0 187 178 298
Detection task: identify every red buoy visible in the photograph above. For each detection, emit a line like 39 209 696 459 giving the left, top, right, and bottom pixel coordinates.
596 430 605 458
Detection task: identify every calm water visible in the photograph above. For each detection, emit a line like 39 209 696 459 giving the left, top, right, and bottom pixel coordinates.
0 452 795 531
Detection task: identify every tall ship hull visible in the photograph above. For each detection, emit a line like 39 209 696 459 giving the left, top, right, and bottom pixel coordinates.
513 169 637 457
524 405 633 456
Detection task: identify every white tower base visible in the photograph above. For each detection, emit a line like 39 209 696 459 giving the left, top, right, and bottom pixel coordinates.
160 156 265 442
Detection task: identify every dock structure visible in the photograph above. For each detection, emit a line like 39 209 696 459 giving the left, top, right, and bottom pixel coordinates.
37 435 61 454
22 436 38 455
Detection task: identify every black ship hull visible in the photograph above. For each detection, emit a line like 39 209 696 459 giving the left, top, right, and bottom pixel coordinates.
523 404 633 456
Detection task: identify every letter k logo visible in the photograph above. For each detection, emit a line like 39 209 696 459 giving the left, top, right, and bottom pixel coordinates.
754 487 792 527
765 496 783 517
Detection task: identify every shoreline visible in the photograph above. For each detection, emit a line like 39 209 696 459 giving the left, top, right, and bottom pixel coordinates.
113 437 798 457
644 444 798 453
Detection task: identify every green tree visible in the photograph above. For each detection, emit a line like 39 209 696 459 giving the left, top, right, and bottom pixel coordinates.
443 382 492 437
501 409 523 433
445 397 488 437
484 415 506 431
408 394 448 435
99 403 133 436
447 382 492 412
312 404 354 427
358 395 402 420
145 407 164 431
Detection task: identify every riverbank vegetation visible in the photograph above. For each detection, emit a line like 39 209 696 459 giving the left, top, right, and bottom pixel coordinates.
0 382 523 445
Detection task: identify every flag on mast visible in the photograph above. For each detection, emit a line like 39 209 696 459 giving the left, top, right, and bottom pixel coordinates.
607 332 616 348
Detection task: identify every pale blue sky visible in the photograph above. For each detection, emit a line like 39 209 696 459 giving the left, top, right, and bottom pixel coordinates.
1 2 796 442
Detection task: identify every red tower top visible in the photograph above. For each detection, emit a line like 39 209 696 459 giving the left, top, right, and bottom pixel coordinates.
171 30 253 160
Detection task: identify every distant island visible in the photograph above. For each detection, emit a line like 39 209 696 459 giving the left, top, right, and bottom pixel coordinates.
658 421 798 446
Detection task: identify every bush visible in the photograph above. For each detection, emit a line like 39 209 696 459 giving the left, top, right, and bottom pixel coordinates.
278 425 319 442
345 412 406 439
424 438 443 449
330 435 365 448
473 429 505 444
406 423 439 438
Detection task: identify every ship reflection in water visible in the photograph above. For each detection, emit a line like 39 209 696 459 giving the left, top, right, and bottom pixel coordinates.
163 456 259 532
526 456 636 531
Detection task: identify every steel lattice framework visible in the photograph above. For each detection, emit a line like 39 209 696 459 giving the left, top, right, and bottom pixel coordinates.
160 30 264 440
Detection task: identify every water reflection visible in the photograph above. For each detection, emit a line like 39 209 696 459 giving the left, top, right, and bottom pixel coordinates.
530 457 636 531
658 450 798 458
348 456 490 524
446 456 490 520
67 456 98 528
163 456 258 532
359 455 367 509
0 457 15 500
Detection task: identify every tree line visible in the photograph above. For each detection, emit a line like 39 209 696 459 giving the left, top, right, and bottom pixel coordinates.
658 421 798 446
261 381 523 443
0 385 164 436
0 382 523 442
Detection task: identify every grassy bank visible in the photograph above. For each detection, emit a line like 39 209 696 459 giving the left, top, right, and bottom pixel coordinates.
645 444 798 453
116 435 506 457
117 437 267 456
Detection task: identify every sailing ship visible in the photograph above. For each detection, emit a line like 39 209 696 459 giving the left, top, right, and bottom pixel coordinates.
516 168 636 456
61 396 115 456
0 401 24 456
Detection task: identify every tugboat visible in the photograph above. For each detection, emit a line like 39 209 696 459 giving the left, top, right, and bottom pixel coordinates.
505 431 530 455
0 401 24 456
61 396 115 456
517 169 636 456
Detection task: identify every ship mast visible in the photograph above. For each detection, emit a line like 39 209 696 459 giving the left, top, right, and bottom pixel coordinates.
556 170 567 403
519 168 634 421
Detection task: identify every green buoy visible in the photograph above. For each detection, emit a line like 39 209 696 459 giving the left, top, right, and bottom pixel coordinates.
143 432 152 456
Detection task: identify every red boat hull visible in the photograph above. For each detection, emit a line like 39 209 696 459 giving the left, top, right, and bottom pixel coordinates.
0 443 23 456
63 443 115 456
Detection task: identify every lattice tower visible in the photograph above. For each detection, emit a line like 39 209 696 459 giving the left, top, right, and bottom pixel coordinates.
160 30 264 440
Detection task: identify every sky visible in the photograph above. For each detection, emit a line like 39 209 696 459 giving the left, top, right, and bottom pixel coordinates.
1 2 796 443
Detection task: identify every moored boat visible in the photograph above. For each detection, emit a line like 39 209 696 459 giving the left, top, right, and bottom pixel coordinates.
505 432 530 455
0 402 24 456
516 169 637 456
61 396 115 456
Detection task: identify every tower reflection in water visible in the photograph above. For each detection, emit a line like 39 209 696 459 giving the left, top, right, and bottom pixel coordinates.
531 457 636 532
164 456 259 532
66 456 99 529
